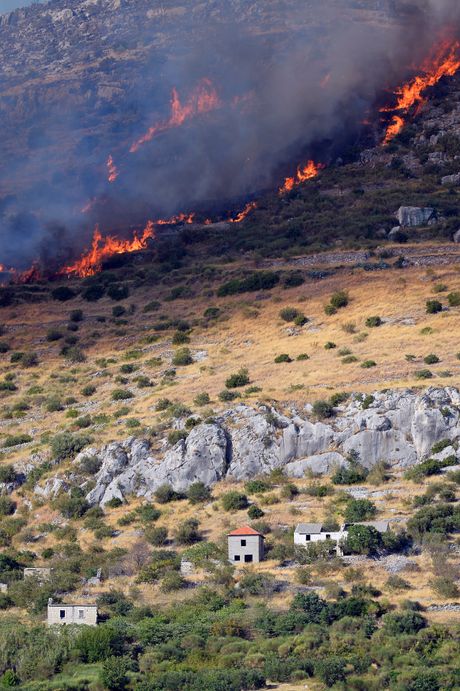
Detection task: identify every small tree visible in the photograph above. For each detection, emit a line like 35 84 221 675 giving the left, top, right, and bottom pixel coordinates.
172 347 193 366
100 656 130 691
221 491 249 511
187 482 211 504
225 369 250 389
426 300 442 314
344 498 377 522
344 525 381 555
175 518 201 545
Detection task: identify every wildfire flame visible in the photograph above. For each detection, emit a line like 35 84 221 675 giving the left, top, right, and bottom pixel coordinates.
62 221 157 278
279 160 324 194
382 40 460 145
107 155 119 183
130 78 221 153
228 202 257 223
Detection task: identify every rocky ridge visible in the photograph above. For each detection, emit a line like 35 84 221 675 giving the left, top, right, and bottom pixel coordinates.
32 386 460 505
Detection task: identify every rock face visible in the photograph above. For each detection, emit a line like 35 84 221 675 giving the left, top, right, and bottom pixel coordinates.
441 173 460 186
396 206 436 227
74 387 460 505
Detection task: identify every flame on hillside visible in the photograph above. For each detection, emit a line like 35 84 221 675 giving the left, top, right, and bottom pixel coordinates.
62 221 157 278
382 40 460 144
228 202 257 223
130 79 221 153
279 160 324 194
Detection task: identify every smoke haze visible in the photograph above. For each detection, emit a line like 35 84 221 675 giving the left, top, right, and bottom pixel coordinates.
0 0 458 270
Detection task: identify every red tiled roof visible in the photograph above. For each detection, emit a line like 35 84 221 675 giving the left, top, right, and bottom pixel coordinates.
227 526 264 537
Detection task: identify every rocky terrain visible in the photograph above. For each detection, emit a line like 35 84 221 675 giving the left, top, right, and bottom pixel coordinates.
25 387 460 505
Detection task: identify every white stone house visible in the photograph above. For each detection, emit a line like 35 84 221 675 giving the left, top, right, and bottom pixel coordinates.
228 526 265 564
47 600 97 626
294 520 391 554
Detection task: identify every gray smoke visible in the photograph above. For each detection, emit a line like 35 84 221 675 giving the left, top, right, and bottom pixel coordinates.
0 0 458 271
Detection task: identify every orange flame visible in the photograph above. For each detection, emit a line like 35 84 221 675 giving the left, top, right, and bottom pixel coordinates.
156 213 195 226
107 155 119 183
382 40 460 144
130 79 221 153
279 160 324 194
63 221 157 278
228 202 257 223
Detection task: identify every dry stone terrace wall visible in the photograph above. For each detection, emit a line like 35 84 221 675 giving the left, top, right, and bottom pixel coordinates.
33 386 460 506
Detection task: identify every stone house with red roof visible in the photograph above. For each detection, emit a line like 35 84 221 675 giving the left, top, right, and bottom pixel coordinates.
227 526 265 564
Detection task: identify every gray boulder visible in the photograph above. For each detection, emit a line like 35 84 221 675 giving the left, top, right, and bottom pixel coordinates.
441 173 460 186
284 452 346 478
396 206 436 227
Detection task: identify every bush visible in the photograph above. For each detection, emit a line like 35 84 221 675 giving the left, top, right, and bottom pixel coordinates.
194 392 210 406
344 498 377 522
111 389 134 400
221 491 249 511
175 518 200 545
0 465 17 483
383 611 426 635
365 316 382 328
143 300 161 312
112 305 126 318
279 307 302 322
50 432 91 459
161 571 185 592
324 341 336 350
344 525 381 555
415 369 434 380
107 284 129 301
172 347 193 366
100 655 130 691
245 479 270 494
172 331 190 345
430 577 459 598
361 360 377 368
20 352 39 368
146 526 168 546
218 390 240 402
426 300 442 314
167 430 187 445
315 657 347 687
187 482 211 504
82 384 97 397
2 434 32 448
46 328 63 342
447 291 460 307
312 400 334 419
248 505 265 519
217 271 279 296
0 496 16 516
154 484 179 504
330 291 349 309
274 353 292 363
424 353 440 364
51 286 76 301
70 309 84 322
226 368 250 388
82 284 105 301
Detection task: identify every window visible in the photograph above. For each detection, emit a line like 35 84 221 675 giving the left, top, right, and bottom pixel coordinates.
244 554 253 563
305 535 311 541
241 539 246 546
59 610 66 619
325 534 331 540
78 610 85 619
234 555 240 561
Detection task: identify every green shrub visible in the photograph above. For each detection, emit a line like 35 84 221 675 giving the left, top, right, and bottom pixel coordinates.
344 498 377 522
414 369 434 380
154 484 179 504
279 307 301 322
365 316 382 328
20 352 39 368
172 347 193 366
105 497 123 508
430 577 459 598
330 291 349 309
111 389 134 400
424 353 440 364
274 353 292 363
312 400 334 419
82 284 105 301
2 433 32 448
324 304 337 316
248 505 265 519
0 465 17 483
0 496 16 516
426 300 442 314
82 384 97 397
112 305 126 318
107 284 129 301
361 360 377 368
447 291 460 307
344 525 381 555
194 392 210 406
161 571 185 592
204 306 221 319
143 300 161 312
218 390 240 402
167 430 187 445
172 331 190 345
46 329 63 342
50 432 91 459
51 286 76 301
324 341 337 350
217 271 279 297
187 482 212 504
100 655 130 691
175 518 201 545
296 353 309 361
146 526 168 546
226 369 250 388
245 479 270 494
221 491 249 511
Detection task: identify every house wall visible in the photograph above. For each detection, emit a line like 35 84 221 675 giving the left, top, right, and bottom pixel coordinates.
294 530 345 546
228 535 264 563
47 605 97 626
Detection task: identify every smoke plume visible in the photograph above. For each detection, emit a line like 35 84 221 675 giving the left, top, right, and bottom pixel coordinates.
0 0 458 270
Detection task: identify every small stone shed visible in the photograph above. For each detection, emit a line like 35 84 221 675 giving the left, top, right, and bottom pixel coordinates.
47 599 97 626
227 526 265 564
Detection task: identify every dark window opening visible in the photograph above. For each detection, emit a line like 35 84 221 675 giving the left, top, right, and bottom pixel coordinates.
234 555 240 561
241 539 246 546
59 610 66 619
244 554 253 563
326 534 331 540
305 535 311 541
